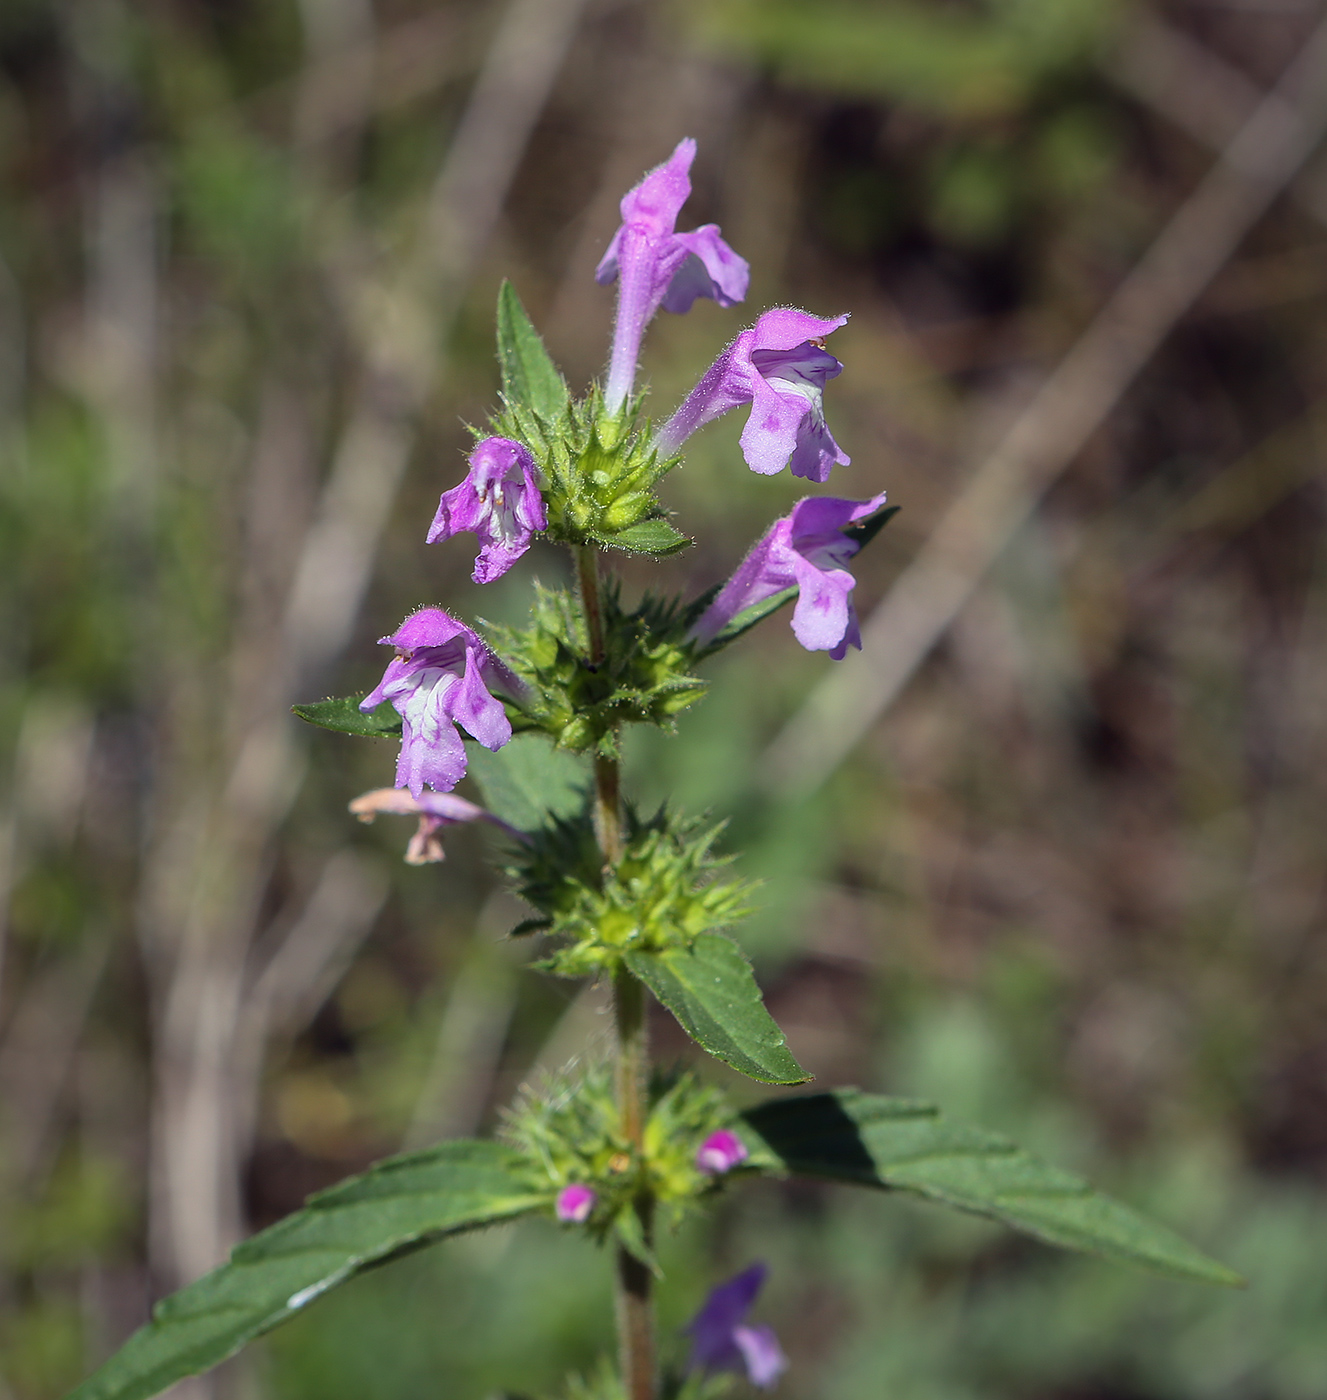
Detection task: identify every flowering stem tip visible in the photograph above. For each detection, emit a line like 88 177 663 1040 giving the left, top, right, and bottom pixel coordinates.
656 307 850 482
597 138 749 412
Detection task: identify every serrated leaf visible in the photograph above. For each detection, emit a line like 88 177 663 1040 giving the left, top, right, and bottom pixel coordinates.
496 280 568 423
842 503 899 551
625 935 809 1086
739 1090 1243 1286
292 694 401 739
68 1141 547 1400
601 519 692 556
465 733 587 831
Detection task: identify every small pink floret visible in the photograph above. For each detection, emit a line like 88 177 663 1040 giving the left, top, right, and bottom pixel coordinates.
696 1129 749 1175
555 1184 597 1223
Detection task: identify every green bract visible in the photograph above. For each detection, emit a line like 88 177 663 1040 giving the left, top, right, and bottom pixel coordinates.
507 807 755 974
488 585 707 755
504 1068 740 1250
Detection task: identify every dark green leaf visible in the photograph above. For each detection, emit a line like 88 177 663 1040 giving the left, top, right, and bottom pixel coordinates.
292 694 401 739
613 1209 662 1277
601 519 692 556
465 734 587 831
739 1090 1243 1286
697 587 797 656
842 503 899 551
510 917 553 938
625 935 810 1086
68 1141 548 1400
496 280 568 423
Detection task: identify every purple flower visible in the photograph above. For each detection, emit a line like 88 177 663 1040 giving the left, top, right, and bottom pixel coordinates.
596 138 749 412
360 608 522 798
687 1264 788 1390
696 1130 749 1175
555 1184 597 1223
427 437 547 584
655 308 850 483
690 491 888 661
349 786 524 865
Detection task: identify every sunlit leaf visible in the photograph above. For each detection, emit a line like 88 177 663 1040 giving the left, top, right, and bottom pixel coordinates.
496 281 569 424
292 695 401 739
67 1142 547 1400
599 519 692 556
625 935 810 1086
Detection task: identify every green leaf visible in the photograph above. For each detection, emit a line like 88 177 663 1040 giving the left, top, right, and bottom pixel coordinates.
842 503 899 551
739 1090 1243 1286
625 935 810 1086
697 587 798 656
68 1142 547 1400
613 1208 662 1277
496 280 568 423
292 694 401 739
465 733 587 831
599 519 692 556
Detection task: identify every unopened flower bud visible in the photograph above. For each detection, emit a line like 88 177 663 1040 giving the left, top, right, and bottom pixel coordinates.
696 1129 749 1175
555 1184 597 1223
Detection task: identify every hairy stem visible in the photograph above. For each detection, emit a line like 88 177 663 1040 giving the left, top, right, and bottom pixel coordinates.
575 542 654 1399
614 967 653 1400
575 543 607 665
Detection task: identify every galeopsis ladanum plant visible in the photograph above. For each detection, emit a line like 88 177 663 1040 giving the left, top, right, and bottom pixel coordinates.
70 138 1241 1400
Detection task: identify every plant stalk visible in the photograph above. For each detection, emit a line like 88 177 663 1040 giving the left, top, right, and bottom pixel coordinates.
575 542 607 664
576 542 655 1400
613 966 653 1400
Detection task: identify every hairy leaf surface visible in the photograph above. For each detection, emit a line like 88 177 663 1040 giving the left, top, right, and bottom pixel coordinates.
69 1142 547 1400
740 1090 1242 1285
625 935 810 1086
601 519 692 556
496 280 568 423
465 734 587 831
292 694 401 739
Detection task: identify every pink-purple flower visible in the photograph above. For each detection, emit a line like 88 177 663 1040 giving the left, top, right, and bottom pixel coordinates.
427 436 547 584
690 492 888 660
348 786 523 865
596 138 749 411
555 1184 597 1223
696 1129 748 1175
655 307 850 483
360 608 522 798
687 1264 787 1390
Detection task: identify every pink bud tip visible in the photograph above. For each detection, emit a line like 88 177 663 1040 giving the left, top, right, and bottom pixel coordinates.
696 1129 749 1175
555 1184 597 1223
